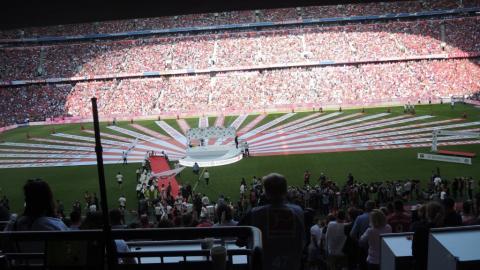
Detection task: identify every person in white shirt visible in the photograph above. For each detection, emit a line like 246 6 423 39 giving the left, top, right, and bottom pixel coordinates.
118 195 126 210
116 172 123 189
136 183 142 198
325 210 348 269
243 141 250 156
203 170 210 185
154 203 164 222
240 183 246 198
135 168 141 181
433 176 442 189
201 194 210 206
440 188 447 200
360 210 392 269
89 203 97 213
308 218 324 267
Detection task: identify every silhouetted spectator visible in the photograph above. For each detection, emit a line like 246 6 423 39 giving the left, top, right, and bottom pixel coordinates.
80 211 136 264
387 200 411 233
412 201 445 270
443 197 462 227
110 209 127 229
237 173 305 270
5 179 68 231
69 210 82 230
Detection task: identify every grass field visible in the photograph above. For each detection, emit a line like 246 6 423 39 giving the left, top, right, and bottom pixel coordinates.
1 103 479 218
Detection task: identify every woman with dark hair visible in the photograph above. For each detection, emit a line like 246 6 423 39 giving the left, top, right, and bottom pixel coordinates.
5 179 68 231
3 180 68 266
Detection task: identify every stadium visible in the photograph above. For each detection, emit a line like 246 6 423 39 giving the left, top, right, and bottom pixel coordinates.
0 0 479 269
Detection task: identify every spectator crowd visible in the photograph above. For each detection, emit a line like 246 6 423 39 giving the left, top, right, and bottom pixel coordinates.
0 4 479 127
1 58 478 127
0 0 477 39
1 16 479 81
2 169 479 270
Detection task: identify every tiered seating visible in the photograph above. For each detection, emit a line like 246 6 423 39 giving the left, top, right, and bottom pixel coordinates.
2 17 479 81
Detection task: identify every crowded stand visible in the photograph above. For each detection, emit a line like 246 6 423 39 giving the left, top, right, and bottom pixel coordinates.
0 0 476 39
0 58 479 125
0 84 72 127
58 59 480 117
2 1 480 269
1 16 479 81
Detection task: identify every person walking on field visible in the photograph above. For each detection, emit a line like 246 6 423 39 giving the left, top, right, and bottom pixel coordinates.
122 151 128 165
243 141 250 157
304 170 311 186
192 162 200 175
116 172 124 189
119 195 126 210
204 170 210 185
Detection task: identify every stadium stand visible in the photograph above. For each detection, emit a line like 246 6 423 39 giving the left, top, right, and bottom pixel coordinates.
0 0 476 39
1 58 478 126
1 1 480 269
1 16 480 81
0 0 479 127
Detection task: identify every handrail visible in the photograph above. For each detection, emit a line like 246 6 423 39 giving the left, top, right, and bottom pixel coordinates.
0 226 263 269
430 224 480 233
111 226 261 243
0 229 105 240
117 249 252 257
126 239 235 246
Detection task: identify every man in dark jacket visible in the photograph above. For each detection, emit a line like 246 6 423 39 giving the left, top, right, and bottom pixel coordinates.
237 173 305 270
442 198 462 227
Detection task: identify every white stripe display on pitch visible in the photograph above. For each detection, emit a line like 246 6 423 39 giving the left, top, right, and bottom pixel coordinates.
248 112 342 144
177 119 191 134
82 129 135 142
129 124 171 140
239 113 295 140
0 111 479 168
30 137 95 147
250 113 362 147
230 115 248 130
254 115 433 149
108 125 185 153
238 114 267 133
0 142 95 152
254 122 480 152
155 121 188 146
52 133 130 147
269 113 322 132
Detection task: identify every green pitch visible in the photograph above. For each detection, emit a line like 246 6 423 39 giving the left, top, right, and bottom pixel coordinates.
0 103 479 218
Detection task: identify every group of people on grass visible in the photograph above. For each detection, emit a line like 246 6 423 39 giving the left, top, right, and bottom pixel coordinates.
2 167 480 270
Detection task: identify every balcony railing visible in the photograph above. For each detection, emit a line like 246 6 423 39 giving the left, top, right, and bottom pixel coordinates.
0 226 263 270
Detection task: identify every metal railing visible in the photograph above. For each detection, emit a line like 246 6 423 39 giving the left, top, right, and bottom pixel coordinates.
0 226 263 270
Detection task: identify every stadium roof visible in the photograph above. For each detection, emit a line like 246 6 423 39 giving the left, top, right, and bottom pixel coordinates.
1 0 406 30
